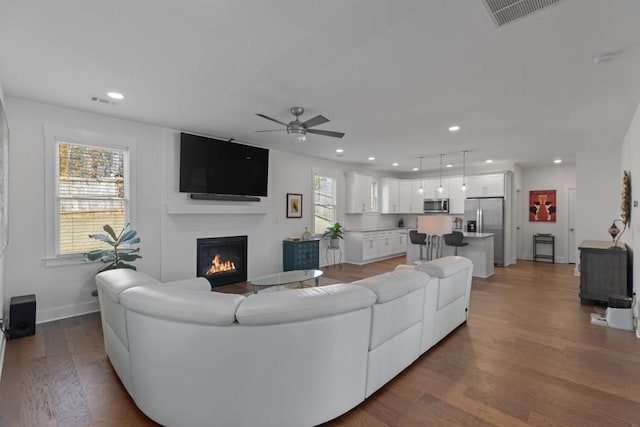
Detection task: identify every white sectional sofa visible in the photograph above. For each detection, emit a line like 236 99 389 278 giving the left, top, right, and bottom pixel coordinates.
96 256 473 427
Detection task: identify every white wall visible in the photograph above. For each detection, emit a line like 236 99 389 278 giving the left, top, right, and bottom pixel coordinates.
518 164 576 263
620 100 640 338
159 128 397 281
575 150 621 248
0 77 6 366
4 97 163 322
3 97 397 321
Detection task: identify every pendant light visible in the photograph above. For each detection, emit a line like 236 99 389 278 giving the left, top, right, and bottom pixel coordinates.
461 150 467 192
438 154 444 194
418 156 424 194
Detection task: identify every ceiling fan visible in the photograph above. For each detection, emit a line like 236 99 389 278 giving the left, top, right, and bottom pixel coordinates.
255 107 345 141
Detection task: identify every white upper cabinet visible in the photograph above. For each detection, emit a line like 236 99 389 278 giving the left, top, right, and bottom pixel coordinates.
410 180 425 213
380 178 400 213
465 173 505 198
447 176 465 214
346 173 373 213
398 180 412 213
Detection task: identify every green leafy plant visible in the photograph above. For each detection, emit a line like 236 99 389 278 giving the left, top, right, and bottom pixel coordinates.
84 223 142 272
322 222 345 239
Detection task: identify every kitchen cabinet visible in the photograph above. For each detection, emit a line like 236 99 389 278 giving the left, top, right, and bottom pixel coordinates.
380 178 400 213
410 180 425 213
465 173 504 198
346 173 373 213
447 176 465 214
398 180 413 213
345 230 407 264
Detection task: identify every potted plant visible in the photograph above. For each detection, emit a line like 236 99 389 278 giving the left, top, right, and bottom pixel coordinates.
322 222 345 249
84 223 142 296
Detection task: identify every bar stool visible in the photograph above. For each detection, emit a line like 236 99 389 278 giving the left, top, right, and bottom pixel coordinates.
443 231 468 255
409 230 427 261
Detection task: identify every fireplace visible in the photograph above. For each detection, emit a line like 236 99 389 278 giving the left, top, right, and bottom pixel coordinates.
197 236 247 289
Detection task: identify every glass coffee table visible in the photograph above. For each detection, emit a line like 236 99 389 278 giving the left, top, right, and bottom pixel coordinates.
250 269 323 294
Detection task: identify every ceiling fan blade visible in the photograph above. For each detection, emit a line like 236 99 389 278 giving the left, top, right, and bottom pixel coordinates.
256 113 287 126
306 129 345 138
255 129 286 133
301 114 329 129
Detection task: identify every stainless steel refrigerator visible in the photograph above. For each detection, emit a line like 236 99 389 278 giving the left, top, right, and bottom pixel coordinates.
464 197 504 266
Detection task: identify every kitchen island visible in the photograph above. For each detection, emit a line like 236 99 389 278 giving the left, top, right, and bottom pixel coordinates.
406 231 494 278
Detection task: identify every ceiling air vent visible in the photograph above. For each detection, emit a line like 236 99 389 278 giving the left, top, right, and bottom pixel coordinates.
482 0 565 27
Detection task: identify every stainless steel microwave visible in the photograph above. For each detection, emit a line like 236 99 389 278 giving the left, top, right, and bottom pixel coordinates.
423 198 449 213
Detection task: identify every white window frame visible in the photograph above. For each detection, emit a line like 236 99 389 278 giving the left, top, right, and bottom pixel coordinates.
312 168 341 236
44 125 136 266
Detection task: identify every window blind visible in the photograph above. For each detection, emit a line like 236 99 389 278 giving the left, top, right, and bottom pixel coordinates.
57 142 127 254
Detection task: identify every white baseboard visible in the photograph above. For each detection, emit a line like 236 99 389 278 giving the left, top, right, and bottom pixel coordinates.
0 333 6 382
36 300 100 324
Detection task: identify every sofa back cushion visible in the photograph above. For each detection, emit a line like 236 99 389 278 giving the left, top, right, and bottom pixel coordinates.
351 269 429 303
96 269 160 302
415 256 472 278
416 256 473 310
120 284 245 326
236 284 376 326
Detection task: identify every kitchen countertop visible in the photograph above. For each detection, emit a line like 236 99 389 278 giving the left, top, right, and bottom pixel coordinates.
462 232 494 238
345 227 407 232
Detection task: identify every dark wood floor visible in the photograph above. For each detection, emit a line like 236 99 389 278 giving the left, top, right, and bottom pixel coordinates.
2 259 640 426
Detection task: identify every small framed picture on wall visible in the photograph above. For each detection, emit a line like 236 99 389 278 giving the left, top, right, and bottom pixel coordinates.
529 189 556 222
286 193 303 218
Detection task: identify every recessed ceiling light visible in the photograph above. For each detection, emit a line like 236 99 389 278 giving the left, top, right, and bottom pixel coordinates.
107 91 124 100
486 159 493 164
336 148 344 153
448 125 460 132
412 167 419 171
368 157 375 161
392 162 399 166
554 159 562 164
445 163 453 168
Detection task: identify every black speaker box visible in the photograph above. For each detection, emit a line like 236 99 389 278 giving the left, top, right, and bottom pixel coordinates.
9 294 36 340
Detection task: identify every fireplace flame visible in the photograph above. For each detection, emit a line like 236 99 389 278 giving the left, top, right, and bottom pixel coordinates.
206 253 236 275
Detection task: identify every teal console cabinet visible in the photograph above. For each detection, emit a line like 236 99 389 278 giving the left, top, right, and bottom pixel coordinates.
283 239 320 271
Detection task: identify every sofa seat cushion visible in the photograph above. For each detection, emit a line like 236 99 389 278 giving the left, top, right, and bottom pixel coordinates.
415 256 472 278
236 284 377 326
120 284 245 326
96 269 160 302
351 269 428 303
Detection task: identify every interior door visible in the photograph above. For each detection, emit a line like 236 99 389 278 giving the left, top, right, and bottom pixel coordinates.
516 189 523 259
568 187 577 263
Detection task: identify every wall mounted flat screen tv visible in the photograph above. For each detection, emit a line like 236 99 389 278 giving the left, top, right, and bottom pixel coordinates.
179 133 269 197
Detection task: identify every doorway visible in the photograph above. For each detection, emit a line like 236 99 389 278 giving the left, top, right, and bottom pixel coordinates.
568 188 577 264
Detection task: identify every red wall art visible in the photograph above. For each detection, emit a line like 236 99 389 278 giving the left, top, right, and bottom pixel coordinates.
529 189 556 222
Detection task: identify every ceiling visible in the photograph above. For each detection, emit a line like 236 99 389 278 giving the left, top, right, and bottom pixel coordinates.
1 0 640 173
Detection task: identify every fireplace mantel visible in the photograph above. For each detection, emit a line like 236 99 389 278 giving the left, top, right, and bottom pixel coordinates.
166 201 270 215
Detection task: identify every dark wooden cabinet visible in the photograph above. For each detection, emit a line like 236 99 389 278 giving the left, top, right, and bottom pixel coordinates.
579 240 631 304
283 239 320 271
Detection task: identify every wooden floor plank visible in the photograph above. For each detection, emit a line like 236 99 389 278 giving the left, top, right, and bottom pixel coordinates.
2 259 640 426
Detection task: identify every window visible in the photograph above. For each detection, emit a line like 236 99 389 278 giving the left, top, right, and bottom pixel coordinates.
56 141 129 255
314 174 336 235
